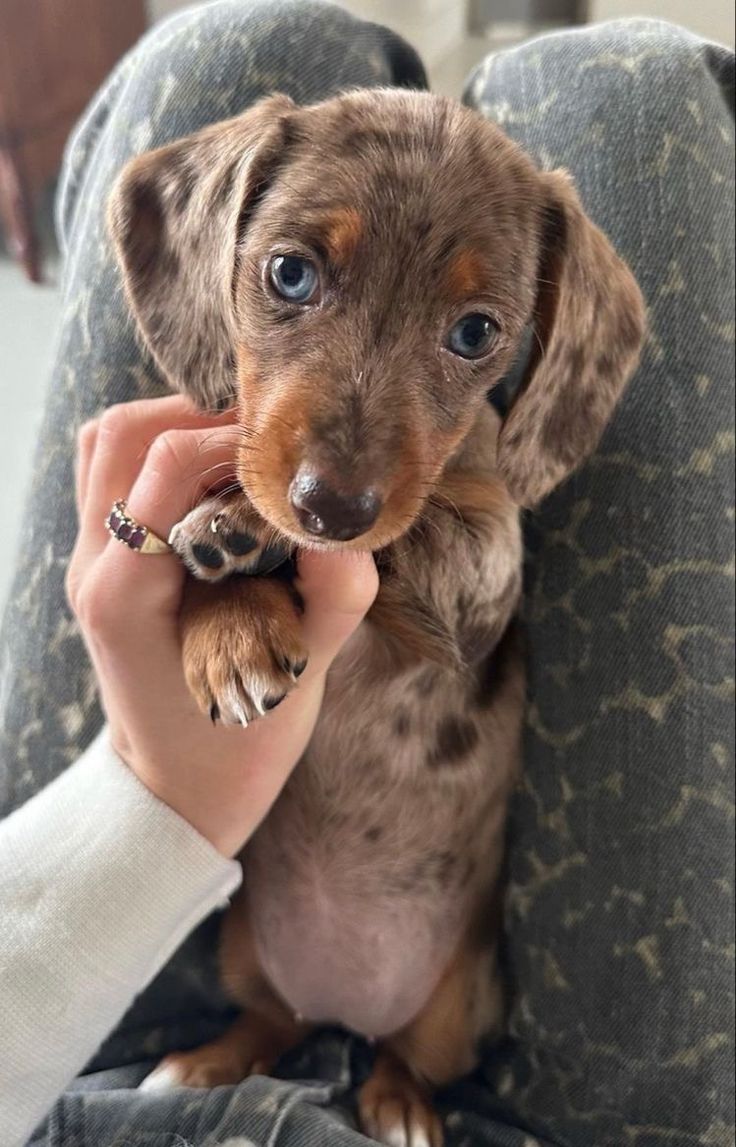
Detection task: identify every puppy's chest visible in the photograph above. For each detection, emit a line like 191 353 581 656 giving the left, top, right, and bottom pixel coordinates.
244 646 505 1038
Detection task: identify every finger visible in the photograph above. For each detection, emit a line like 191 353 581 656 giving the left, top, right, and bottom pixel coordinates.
68 397 238 613
89 422 246 626
295 549 379 674
75 419 100 520
76 396 237 569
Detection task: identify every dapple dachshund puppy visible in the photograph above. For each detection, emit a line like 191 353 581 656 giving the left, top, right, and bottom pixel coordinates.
109 89 645 1146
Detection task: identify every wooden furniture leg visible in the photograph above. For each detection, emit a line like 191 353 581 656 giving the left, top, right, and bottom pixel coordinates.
0 149 41 283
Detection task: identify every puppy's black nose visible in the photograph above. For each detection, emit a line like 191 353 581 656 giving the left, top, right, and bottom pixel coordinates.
290 470 382 541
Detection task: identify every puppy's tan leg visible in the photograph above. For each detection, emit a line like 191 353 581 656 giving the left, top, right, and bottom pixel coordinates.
181 575 308 725
358 945 502 1147
140 1009 305 1091
142 890 309 1092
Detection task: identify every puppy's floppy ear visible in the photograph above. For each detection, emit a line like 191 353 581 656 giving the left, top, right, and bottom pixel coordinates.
108 94 295 410
497 170 646 507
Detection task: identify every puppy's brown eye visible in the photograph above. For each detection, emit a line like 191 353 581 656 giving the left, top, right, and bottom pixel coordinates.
446 313 499 360
269 255 319 304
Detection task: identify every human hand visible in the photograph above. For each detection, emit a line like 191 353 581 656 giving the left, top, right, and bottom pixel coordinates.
66 395 378 856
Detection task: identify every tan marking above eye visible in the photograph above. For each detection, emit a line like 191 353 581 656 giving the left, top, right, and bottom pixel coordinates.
447 249 487 300
322 207 364 264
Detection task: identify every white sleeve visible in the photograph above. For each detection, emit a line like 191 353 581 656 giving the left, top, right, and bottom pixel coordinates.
0 730 242 1147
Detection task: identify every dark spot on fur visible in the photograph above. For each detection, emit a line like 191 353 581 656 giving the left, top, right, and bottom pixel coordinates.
435 233 460 266
540 382 600 467
413 667 440 697
159 245 180 279
434 850 458 887
364 826 383 843
393 709 411 737
118 177 164 280
456 590 472 617
170 175 194 215
427 716 479 767
213 162 237 206
596 352 614 375
413 219 433 242
343 127 420 156
475 619 524 710
192 543 224 569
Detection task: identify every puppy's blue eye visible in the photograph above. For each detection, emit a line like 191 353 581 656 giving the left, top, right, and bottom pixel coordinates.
269 255 319 303
447 313 499 360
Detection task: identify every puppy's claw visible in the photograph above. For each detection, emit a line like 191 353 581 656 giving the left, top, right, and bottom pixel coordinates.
139 1061 185 1093
183 580 308 734
280 656 307 682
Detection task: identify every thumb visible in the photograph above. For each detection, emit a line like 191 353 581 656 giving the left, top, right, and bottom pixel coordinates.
296 549 379 673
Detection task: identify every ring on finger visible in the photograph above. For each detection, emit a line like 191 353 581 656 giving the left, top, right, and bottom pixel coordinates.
106 499 173 555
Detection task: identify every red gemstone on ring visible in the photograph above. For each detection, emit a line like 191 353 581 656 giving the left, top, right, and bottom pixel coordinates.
109 510 124 533
129 527 147 549
118 523 134 542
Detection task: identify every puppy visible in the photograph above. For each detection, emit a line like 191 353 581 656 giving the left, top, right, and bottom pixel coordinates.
109 89 645 1146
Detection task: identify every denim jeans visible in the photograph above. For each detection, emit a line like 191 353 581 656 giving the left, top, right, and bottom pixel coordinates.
1 2 733 1144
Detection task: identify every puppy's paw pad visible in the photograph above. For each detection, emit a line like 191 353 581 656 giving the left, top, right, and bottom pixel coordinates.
169 497 287 583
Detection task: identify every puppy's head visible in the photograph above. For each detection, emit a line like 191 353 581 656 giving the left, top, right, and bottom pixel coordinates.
109 90 645 546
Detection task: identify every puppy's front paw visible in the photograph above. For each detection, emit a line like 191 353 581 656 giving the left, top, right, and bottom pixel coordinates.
169 495 289 583
182 577 308 726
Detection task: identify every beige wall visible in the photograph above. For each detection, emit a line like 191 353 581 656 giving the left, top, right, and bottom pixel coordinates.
590 0 733 45
149 0 734 52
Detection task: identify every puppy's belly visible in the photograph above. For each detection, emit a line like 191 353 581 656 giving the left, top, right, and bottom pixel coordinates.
245 835 467 1039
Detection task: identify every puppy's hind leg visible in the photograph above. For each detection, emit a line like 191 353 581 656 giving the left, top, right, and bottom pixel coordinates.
358 944 502 1147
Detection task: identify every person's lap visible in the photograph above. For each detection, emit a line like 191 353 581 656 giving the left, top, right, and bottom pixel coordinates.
2 3 733 1144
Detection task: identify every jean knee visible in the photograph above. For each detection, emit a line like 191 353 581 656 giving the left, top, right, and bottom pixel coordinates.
112 0 418 150
563 17 731 93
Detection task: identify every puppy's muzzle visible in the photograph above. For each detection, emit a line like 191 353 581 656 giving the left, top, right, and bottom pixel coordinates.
290 468 382 541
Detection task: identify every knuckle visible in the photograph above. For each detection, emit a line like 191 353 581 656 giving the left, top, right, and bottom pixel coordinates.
75 570 118 635
96 402 135 446
77 418 100 451
146 429 192 477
